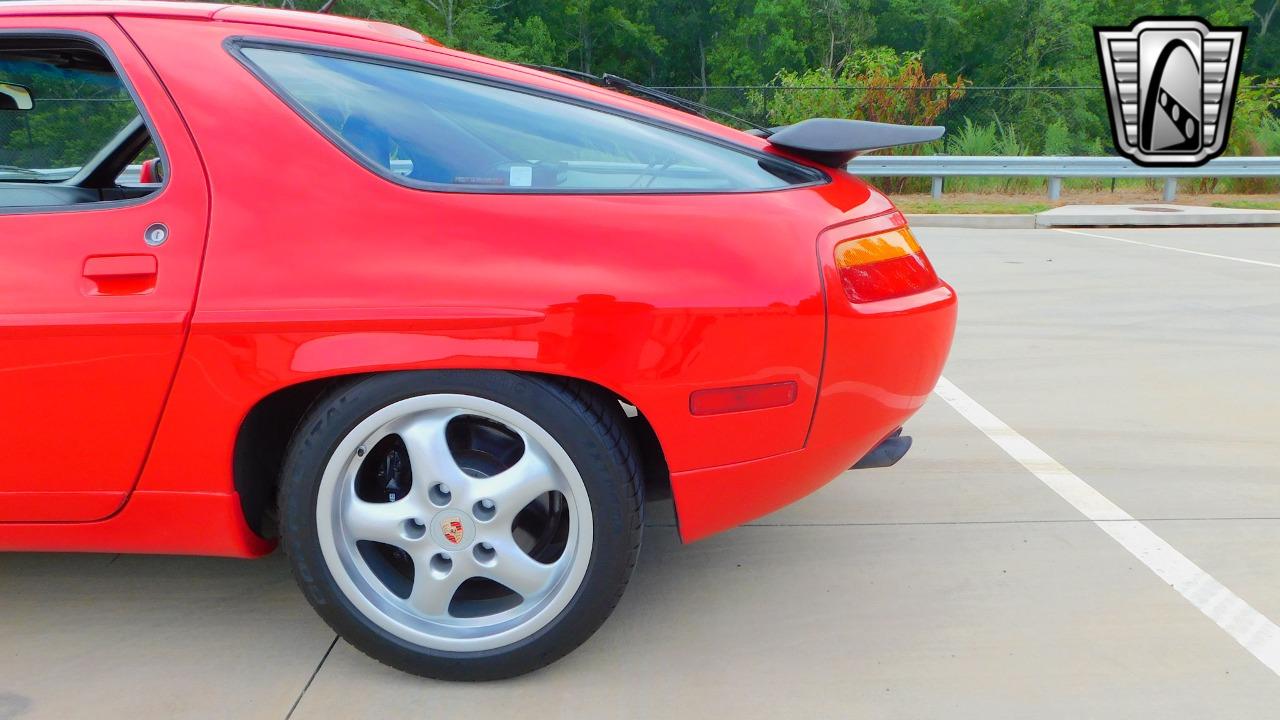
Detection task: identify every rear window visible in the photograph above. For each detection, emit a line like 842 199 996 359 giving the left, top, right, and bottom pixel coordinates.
236 44 821 193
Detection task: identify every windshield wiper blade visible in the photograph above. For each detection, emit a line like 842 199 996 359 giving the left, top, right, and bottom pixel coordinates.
518 63 772 135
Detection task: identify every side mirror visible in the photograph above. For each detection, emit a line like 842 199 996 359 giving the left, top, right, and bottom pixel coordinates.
0 82 33 111
138 157 165 183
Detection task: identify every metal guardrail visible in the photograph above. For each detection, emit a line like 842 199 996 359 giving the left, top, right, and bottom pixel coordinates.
847 155 1280 201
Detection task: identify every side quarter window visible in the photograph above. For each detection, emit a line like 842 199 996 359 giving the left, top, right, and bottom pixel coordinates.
236 44 821 193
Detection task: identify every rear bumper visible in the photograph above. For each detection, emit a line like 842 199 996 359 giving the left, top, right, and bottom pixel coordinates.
670 282 957 542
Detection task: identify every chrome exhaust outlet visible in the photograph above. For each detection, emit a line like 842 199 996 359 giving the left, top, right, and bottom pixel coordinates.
852 428 912 469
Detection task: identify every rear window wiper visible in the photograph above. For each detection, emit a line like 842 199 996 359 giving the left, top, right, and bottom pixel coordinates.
599 74 773 135
519 64 772 136
520 64 602 85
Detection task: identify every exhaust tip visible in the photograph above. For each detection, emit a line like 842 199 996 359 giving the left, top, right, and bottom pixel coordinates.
852 432 912 470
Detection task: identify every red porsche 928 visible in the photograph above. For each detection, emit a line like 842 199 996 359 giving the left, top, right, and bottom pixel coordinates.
0 1 956 679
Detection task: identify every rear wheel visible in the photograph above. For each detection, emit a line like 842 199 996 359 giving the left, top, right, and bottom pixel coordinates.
279 371 643 680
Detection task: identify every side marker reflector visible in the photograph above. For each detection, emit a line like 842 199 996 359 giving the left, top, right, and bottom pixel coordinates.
689 381 798 416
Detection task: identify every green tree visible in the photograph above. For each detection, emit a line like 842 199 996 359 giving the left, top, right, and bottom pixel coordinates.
707 0 875 85
756 48 965 128
13 0 1272 164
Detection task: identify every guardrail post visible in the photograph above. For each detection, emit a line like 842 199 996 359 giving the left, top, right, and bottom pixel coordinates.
931 176 943 199
1162 178 1177 202
1048 177 1062 201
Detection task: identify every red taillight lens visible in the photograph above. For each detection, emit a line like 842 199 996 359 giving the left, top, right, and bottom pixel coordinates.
833 227 939 303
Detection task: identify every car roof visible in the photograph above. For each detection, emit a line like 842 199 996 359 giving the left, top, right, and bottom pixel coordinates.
0 1 437 45
0 1 225 19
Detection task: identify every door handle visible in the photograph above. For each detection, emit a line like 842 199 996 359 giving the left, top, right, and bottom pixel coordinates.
82 254 158 295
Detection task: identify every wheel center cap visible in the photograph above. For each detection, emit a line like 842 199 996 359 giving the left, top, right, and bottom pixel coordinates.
430 511 475 551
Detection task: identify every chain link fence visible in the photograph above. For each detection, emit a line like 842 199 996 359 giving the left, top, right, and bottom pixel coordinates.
655 85 1280 195
655 85 1278 153
0 98 136 169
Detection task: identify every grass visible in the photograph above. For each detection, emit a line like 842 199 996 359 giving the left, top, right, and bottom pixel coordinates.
1210 199 1280 210
893 198 1055 214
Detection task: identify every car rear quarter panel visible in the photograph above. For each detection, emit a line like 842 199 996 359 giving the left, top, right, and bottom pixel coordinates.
673 210 958 541
117 18 891 529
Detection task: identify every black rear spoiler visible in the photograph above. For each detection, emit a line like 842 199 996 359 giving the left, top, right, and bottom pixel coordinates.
754 119 945 167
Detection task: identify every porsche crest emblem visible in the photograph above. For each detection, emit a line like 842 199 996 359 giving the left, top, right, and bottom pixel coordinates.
442 518 465 545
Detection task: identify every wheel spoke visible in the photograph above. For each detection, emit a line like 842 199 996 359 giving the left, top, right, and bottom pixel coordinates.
481 445 561 523
407 554 477 617
487 538 558 599
395 411 469 490
343 496 411 547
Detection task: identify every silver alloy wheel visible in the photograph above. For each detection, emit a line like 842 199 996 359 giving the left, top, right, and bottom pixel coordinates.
315 394 593 652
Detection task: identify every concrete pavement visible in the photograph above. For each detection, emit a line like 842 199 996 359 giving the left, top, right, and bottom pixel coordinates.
1 226 1278 718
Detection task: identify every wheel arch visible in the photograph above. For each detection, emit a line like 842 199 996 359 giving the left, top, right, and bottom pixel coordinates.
231 369 669 539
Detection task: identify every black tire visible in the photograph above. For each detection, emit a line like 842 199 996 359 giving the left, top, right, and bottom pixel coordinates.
278 370 644 680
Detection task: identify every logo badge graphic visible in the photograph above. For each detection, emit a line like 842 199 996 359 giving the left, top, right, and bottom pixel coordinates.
1095 17 1246 166
442 518 465 545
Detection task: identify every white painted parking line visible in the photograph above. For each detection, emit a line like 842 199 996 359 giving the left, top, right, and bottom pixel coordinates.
934 376 1280 677
1055 228 1280 269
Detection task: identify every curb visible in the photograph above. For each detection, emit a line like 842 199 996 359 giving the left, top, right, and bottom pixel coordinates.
1036 204 1280 227
906 204 1280 229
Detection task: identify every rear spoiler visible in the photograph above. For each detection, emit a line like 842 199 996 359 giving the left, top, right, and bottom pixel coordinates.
754 119 945 168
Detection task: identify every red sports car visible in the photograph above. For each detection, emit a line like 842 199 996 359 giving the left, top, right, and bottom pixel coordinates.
0 1 956 679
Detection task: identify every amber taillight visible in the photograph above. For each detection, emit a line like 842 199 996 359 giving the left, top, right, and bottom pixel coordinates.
833 226 939 303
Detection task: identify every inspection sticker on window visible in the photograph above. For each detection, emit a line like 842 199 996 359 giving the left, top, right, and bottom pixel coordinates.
509 165 533 187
